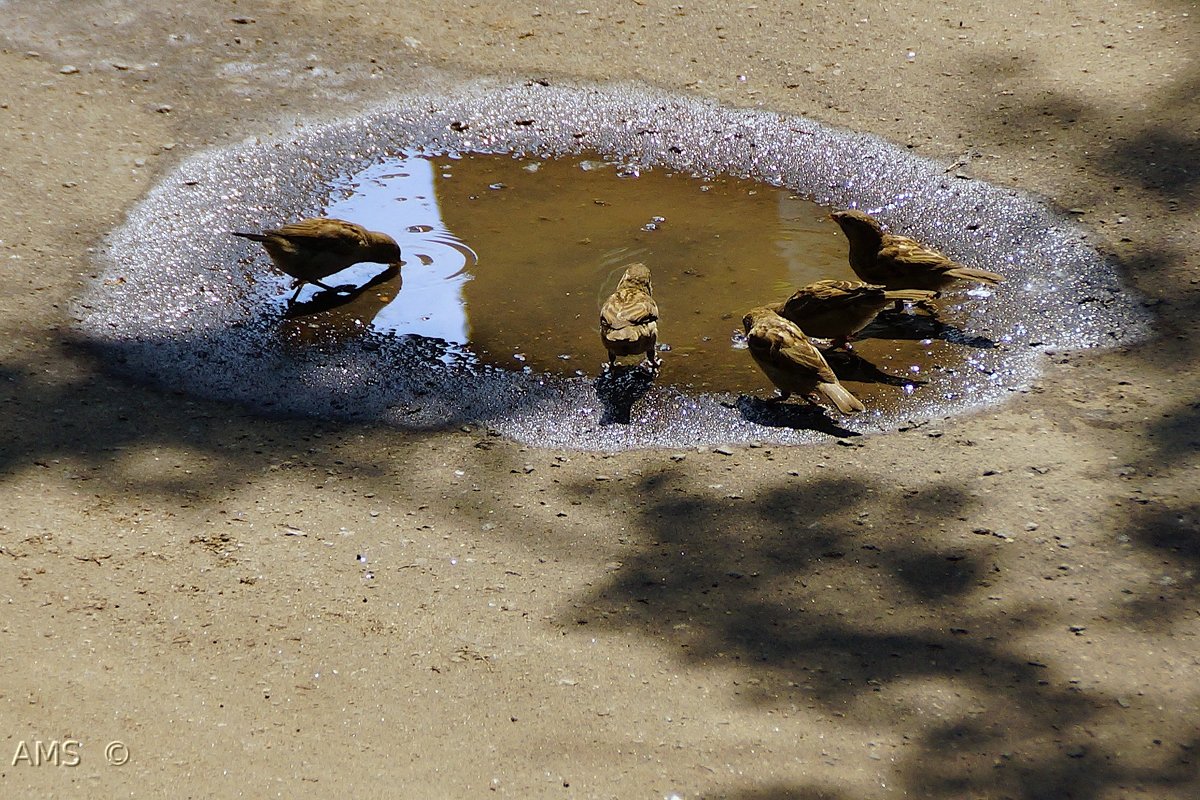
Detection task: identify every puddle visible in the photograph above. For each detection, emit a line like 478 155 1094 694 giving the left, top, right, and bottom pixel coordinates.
74 80 1151 449
276 151 986 411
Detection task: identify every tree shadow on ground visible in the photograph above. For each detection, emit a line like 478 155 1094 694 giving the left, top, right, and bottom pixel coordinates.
558 466 1200 798
719 786 853 800
0 339 438 501
1114 499 1200 630
952 41 1200 354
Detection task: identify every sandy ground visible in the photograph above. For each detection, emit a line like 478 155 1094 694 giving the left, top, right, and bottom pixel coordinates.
1 1 1197 798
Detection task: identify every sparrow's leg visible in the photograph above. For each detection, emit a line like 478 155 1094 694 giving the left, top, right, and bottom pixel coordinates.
644 333 662 369
915 296 940 314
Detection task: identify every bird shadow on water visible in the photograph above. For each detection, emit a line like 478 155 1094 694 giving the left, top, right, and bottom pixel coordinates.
732 395 861 438
823 349 927 388
281 264 400 319
861 309 997 349
594 363 656 425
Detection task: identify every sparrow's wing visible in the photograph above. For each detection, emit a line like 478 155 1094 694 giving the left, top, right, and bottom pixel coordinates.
810 279 874 294
878 234 960 275
781 280 879 316
269 219 369 254
602 289 658 330
749 318 839 384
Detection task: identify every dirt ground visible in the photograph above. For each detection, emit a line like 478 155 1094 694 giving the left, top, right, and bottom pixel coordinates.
1 1 1197 798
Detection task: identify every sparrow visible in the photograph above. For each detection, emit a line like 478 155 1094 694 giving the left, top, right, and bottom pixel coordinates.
830 209 1004 293
600 262 661 369
777 279 937 349
742 306 865 414
232 218 403 301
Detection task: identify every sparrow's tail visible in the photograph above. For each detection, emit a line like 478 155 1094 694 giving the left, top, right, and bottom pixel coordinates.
883 288 939 303
818 382 865 414
230 231 268 242
946 266 1004 286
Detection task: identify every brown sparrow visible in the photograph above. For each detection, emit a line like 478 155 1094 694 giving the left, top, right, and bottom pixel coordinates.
831 209 1004 293
232 218 403 301
600 262 660 369
777 279 937 349
742 306 865 413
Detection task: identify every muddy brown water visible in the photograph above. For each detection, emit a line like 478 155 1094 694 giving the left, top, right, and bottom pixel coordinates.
275 152 989 411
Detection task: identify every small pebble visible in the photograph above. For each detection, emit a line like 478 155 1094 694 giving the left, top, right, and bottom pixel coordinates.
59 65 79 75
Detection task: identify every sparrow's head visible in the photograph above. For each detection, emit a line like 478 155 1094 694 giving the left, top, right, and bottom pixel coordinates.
618 262 653 292
830 209 884 241
365 231 404 267
742 305 778 334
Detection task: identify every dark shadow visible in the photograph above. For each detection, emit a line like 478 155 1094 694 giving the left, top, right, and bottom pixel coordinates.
888 550 979 601
555 457 1200 799
593 363 656 425
1112 127 1200 207
860 310 997 349
1131 395 1200 473
719 785 852 800
61 317 558 435
901 481 976 518
733 395 861 438
1115 501 1200 627
0 349 395 498
823 349 928 388
282 264 400 318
